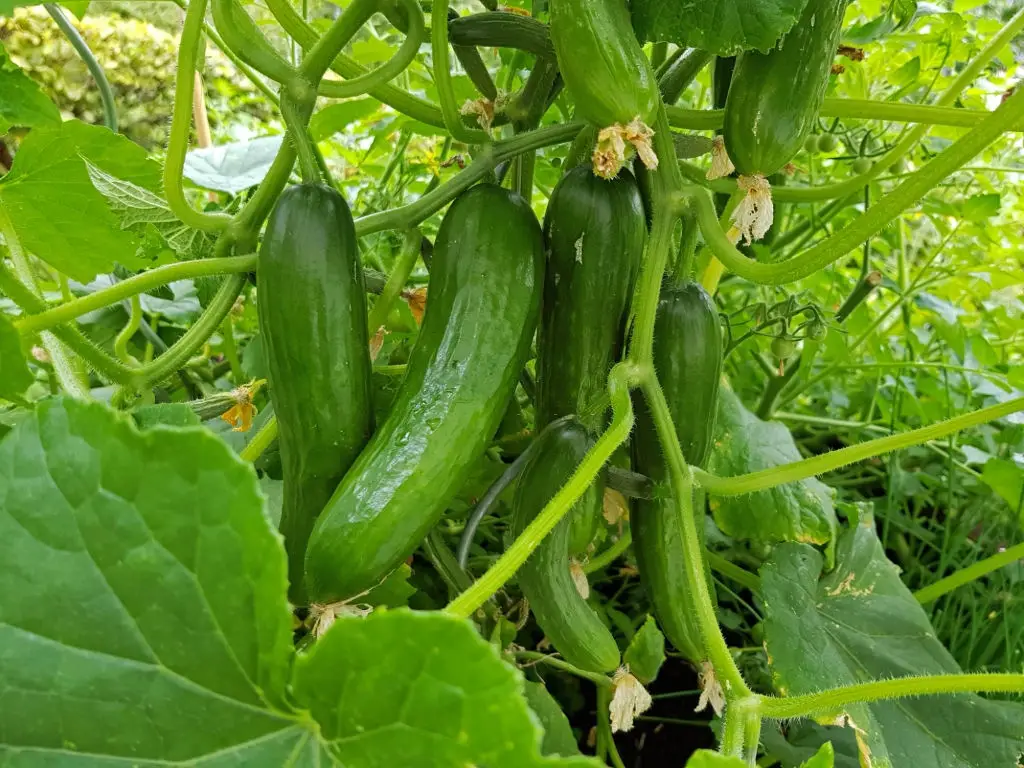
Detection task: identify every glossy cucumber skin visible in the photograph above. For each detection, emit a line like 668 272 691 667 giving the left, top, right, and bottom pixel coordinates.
211 0 295 84
549 0 659 127
513 419 620 674
632 281 722 662
724 0 847 176
258 184 373 604
538 166 645 553
305 185 544 603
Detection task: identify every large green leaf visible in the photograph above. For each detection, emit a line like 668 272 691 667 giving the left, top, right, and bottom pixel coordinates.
0 399 600 765
760 516 1024 767
708 388 837 560
0 42 60 131
291 610 601 767
630 0 810 55
0 121 163 281
0 397 307 762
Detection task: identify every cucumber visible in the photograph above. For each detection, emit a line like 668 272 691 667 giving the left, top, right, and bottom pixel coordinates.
258 184 373 604
305 185 544 603
537 165 645 553
723 0 847 177
549 0 658 128
632 280 722 662
513 418 620 674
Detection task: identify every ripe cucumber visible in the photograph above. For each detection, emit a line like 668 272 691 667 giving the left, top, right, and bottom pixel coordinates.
549 0 658 127
258 184 373 604
305 185 544 603
632 280 722 663
537 165 645 553
513 418 620 674
723 0 847 177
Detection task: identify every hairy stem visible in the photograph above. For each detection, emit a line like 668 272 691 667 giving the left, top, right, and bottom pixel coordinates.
693 396 1024 496
914 541 1024 605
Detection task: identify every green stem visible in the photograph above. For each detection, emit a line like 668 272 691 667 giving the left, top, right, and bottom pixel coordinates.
446 362 638 618
914 541 1024 605
281 93 320 185
758 673 1024 720
596 686 627 768
639 375 750 698
366 229 420 334
707 552 761 593
431 0 490 143
266 0 444 125
448 11 554 59
14 254 256 334
355 123 583 235
240 414 279 462
667 98 1024 134
687 80 1024 286
138 275 246 387
693 396 1024 497
658 49 713 105
164 0 232 233
45 4 117 132
583 530 633 574
113 295 142 365
513 651 614 689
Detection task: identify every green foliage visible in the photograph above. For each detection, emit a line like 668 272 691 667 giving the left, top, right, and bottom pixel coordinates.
0 314 31 400
761 515 1024 767
0 7 273 148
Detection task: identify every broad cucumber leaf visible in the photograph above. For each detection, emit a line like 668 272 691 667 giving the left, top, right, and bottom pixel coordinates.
760 516 1024 767
183 136 285 195
0 313 33 401
0 397 307 762
630 0 810 55
292 610 601 767
708 388 837 562
0 42 60 131
0 399 598 765
0 121 164 281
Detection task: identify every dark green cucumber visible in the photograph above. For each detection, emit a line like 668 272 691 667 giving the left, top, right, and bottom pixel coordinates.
305 185 544 603
549 0 658 127
258 184 374 604
723 0 847 177
632 280 722 663
513 419 620 674
537 165 645 553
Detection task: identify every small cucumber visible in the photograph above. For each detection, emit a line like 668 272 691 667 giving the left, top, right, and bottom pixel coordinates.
632 280 722 663
305 185 544 604
724 0 848 177
537 166 645 553
513 418 620 674
549 0 658 127
258 184 374 604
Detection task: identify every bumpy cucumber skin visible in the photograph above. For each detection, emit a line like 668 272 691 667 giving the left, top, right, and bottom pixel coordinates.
258 184 373 604
632 281 722 663
305 185 544 604
723 0 847 177
513 419 620 674
538 165 645 553
549 0 659 127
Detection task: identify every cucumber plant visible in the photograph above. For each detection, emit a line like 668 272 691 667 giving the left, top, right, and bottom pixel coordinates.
1 0 1023 765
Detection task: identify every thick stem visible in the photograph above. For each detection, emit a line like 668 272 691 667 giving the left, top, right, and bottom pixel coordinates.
366 229 421 334
431 0 490 144
446 362 638 618
355 123 583 235
14 254 256 334
164 0 232 232
759 673 1024 720
915 541 1024 605
45 4 118 132
693 396 1024 497
239 414 278 462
